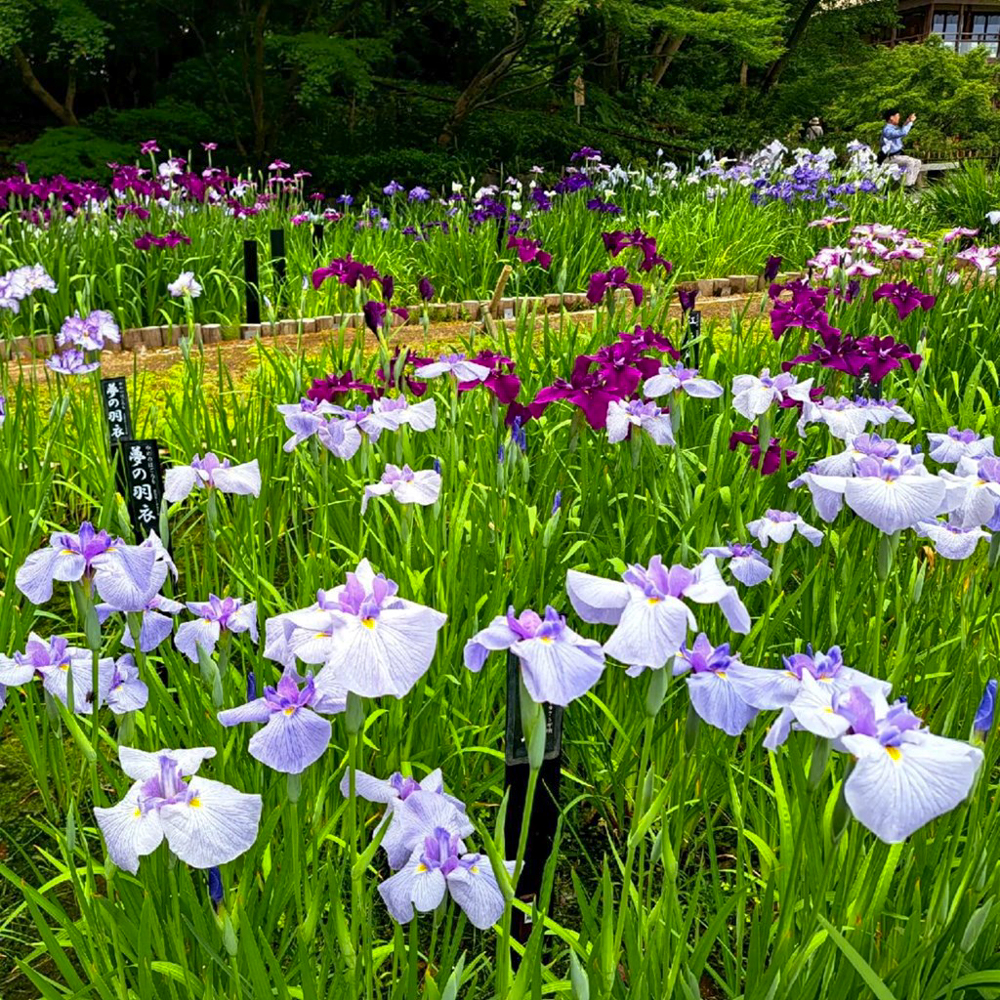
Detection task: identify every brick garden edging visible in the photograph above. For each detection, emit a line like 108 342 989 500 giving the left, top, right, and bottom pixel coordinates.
0 273 800 360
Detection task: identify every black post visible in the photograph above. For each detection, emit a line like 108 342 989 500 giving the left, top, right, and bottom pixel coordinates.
313 223 324 254
269 227 286 292
243 239 261 324
504 651 562 954
686 309 702 369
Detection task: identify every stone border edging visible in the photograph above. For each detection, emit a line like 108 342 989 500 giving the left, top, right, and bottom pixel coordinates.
0 272 801 360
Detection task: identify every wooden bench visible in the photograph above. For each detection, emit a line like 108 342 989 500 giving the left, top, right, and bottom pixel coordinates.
919 161 960 173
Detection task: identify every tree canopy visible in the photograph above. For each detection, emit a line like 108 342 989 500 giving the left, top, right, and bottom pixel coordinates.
1 0 997 186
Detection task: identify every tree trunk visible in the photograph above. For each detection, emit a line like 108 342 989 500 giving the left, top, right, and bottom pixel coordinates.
251 1 271 160
760 0 822 93
12 46 80 127
650 34 685 87
437 37 526 147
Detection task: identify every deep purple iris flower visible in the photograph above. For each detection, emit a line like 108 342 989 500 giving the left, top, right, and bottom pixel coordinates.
729 428 797 476
872 280 937 320
618 325 681 358
307 371 374 403
363 299 409 336
533 363 622 430
312 254 380 291
763 255 783 281
769 284 838 341
602 229 672 274
677 288 699 313
457 351 522 403
782 331 922 384
371 348 432 399
586 267 643 307
418 277 434 301
507 234 552 270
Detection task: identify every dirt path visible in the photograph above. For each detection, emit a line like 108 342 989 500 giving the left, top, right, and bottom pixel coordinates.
5 292 768 385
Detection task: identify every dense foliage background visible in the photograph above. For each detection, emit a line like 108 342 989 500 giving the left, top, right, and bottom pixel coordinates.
1 0 999 189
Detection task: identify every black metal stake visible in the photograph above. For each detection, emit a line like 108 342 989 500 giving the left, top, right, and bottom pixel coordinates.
313 222 324 255
243 238 261 324
269 227 286 295
504 652 562 956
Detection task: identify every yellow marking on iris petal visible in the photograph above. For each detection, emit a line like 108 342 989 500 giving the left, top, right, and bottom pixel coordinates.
648 597 661 605
59 662 70 671
715 671 727 679
539 636 553 644
189 797 202 808
61 548 75 555
416 863 428 873
471 865 479 874
134 807 142 818
886 746 902 762
824 708 835 714
361 618 376 629
818 676 833 683
284 707 295 716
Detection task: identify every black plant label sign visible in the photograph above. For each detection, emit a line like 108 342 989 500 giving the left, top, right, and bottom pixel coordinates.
854 371 883 400
687 309 702 367
121 439 164 539
505 651 563 765
100 377 133 445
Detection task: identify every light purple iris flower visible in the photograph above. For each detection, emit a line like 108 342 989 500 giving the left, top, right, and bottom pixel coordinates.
414 354 491 383
97 593 184 652
927 428 995 465
671 633 759 736
796 396 913 441
916 518 991 560
464 606 605 706
726 645 891 750
702 543 772 586
316 416 362 459
566 555 750 672
105 655 150 714
792 436 946 531
294 559 447 700
341 769 471 870
15 521 161 608
0 633 113 714
732 369 813 420
94 746 262 874
745 509 823 548
218 670 344 774
174 596 258 661
832 687 983 843
362 464 441 514
346 397 437 442
277 398 339 451
938 456 1000 529
45 349 100 375
379 826 514 930
163 453 261 503
643 364 723 400
56 310 120 351
605 399 674 446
